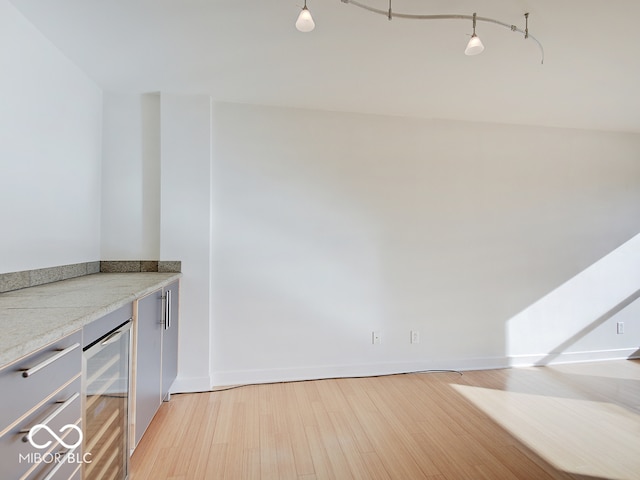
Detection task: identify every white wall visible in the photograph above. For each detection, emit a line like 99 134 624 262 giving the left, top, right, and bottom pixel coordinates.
210 102 640 385
101 92 160 260
0 0 103 273
160 94 212 392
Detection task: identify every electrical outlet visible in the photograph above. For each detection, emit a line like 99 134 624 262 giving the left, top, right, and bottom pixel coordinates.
411 330 420 344
617 322 624 334
372 331 381 344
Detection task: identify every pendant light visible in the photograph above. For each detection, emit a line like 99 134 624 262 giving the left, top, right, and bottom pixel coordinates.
296 0 315 32
465 13 485 56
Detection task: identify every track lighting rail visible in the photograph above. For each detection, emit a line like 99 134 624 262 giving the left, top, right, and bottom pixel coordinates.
296 0 545 64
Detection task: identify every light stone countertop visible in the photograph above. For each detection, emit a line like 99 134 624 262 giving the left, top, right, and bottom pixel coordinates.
0 272 181 368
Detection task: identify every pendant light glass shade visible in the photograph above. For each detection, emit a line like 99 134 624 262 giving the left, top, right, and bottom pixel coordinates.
296 6 315 32
465 34 484 55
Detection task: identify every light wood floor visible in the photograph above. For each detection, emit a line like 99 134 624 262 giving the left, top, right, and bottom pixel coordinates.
130 360 640 479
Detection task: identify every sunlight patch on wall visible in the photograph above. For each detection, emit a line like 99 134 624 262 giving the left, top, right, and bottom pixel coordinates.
506 233 640 365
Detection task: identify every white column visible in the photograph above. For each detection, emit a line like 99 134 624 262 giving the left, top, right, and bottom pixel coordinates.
160 93 212 392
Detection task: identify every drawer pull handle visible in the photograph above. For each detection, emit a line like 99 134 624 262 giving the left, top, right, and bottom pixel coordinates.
21 343 80 378
20 392 81 441
42 446 76 480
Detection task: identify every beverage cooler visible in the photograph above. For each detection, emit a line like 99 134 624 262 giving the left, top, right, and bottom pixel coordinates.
82 318 132 479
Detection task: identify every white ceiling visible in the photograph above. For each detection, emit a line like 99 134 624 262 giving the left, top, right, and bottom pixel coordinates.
10 0 640 132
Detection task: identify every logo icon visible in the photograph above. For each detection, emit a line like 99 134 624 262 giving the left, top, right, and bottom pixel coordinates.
27 424 83 450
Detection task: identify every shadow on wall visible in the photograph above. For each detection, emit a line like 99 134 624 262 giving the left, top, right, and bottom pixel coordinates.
507 233 640 366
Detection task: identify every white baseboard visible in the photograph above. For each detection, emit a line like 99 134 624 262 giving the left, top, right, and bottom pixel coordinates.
210 356 510 387
178 349 640 390
170 375 212 394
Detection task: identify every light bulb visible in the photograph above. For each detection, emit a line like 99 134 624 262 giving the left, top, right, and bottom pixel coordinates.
296 6 315 32
465 34 484 56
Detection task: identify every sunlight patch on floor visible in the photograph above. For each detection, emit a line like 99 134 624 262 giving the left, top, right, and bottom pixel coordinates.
549 360 640 381
452 383 640 480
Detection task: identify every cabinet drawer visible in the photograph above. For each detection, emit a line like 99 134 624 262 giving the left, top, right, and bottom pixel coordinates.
0 377 81 480
0 331 82 434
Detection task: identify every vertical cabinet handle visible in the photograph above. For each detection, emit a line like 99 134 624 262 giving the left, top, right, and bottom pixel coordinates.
168 288 172 329
164 289 172 330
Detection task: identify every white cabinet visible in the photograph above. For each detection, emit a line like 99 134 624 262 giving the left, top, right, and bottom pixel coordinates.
132 281 179 450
